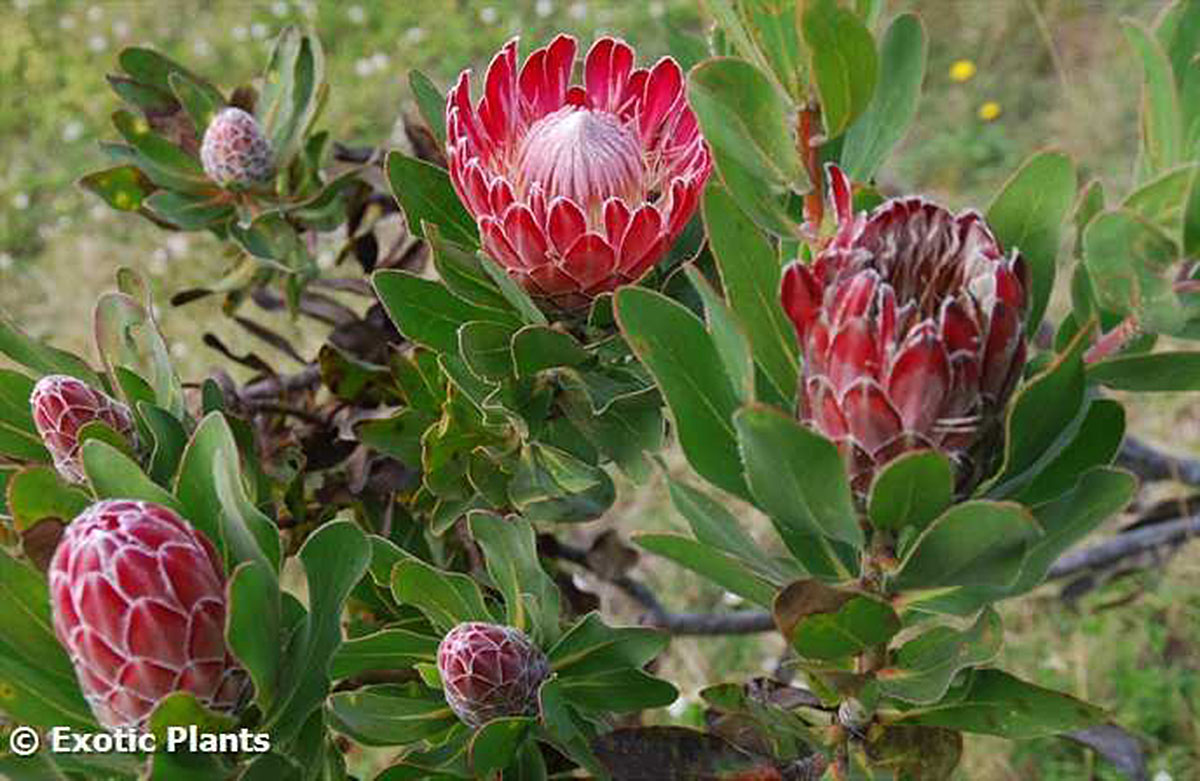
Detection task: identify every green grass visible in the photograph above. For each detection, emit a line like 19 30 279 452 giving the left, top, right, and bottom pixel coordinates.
1 1 1197 778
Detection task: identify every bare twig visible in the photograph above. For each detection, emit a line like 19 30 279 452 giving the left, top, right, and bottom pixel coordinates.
1047 514 1200 580
240 364 322 400
1116 436 1200 486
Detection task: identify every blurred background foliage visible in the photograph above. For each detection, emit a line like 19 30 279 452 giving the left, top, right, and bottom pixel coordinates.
0 1 1195 778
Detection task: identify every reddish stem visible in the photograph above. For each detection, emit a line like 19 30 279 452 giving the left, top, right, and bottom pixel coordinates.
1084 315 1140 364
798 104 824 234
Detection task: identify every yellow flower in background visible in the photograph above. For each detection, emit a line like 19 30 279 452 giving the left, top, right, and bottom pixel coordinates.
978 101 1002 122
949 59 977 82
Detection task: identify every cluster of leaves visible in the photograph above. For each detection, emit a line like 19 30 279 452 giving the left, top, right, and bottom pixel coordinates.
2 1 1196 779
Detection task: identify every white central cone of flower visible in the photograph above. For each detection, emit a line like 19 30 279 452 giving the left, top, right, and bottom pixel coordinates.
515 106 644 208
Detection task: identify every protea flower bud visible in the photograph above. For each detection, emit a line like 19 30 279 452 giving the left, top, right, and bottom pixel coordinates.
446 36 711 310
30 375 136 484
782 166 1029 494
436 622 550 727
200 107 274 188
48 500 246 729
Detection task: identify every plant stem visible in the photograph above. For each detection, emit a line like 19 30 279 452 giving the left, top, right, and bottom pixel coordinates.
1083 314 1140 364
798 103 825 234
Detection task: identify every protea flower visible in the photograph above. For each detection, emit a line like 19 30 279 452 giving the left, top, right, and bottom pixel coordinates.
781 166 1029 494
200 107 275 188
437 622 550 727
446 36 711 310
30 375 137 484
48 500 247 729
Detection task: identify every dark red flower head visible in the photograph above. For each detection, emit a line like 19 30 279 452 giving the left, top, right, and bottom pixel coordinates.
49 500 246 729
437 621 550 728
446 35 711 310
781 166 1029 494
30 375 137 484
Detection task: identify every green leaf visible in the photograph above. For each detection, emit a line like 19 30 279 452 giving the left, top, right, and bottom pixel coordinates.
146 691 236 745
1084 209 1188 335
634 533 780 608
559 668 678 713
168 71 223 136
93 285 185 419
893 669 1106 739
734 404 862 573
879 608 1002 704
469 717 533 777
175 412 281 571
459 321 516 380
78 165 155 212
469 512 561 645
986 151 1076 330
1124 164 1195 231
537 677 608 777
0 313 102 386
110 109 209 192
560 390 663 482
615 287 750 500
258 26 326 167
788 594 900 661
548 612 667 678
801 0 879 138
139 402 189 486
1017 400 1125 505
375 270 518 354
267 521 371 743
144 190 233 229
893 501 1042 590
410 70 447 146
511 325 589 378
867 450 954 534
82 440 182 511
0 419 50 462
840 14 927 181
5 466 91 531
686 266 754 402
330 629 439 680
1088 351 1200 390
0 369 36 434
327 683 458 747
226 560 282 716
386 152 478 247
687 58 804 236
1124 19 1183 175
0 548 97 731
391 558 494 634
426 226 513 313
508 443 616 523
984 333 1087 497
702 185 800 403
666 475 788 582
477 254 548 326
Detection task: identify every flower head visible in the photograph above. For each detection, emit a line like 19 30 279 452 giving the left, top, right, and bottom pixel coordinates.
48 500 247 729
782 166 1029 494
446 36 711 310
437 622 550 727
949 59 977 83
30 375 136 484
200 107 275 188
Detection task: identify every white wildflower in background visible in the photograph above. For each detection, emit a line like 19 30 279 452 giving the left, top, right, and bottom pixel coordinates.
111 19 130 38
370 52 389 72
250 23 268 40
346 5 366 24
649 1 666 18
193 38 212 58
13 0 33 12
569 2 587 20
404 27 426 45
88 35 107 53
535 0 553 17
12 193 30 211
479 6 498 24
169 341 189 359
0 254 13 271
1153 772 1173 781
232 25 248 42
271 1 289 18
149 249 169 275
62 121 84 143
165 234 190 257
667 698 689 719
86 5 102 22
59 15 77 30
354 58 372 78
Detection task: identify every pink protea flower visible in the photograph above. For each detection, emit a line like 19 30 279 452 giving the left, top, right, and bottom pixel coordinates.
200 107 275 188
437 622 550 728
446 36 712 310
781 166 1029 494
48 500 246 730
30 375 137 484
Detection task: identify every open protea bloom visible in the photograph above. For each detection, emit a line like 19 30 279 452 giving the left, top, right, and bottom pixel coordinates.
437 621 550 728
49 500 247 729
446 35 711 310
30 375 137 484
782 166 1029 494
